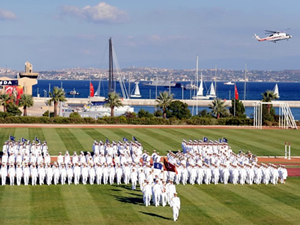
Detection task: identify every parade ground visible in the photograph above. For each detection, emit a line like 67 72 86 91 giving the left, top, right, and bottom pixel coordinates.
0 126 300 225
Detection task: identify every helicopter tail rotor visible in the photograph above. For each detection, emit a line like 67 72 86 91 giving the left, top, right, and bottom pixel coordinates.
254 34 260 40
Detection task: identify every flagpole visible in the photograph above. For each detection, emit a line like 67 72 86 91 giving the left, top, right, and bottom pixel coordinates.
89 76 91 104
234 86 236 117
234 98 236 117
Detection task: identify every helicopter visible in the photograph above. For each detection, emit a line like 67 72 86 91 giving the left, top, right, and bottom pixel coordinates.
254 29 292 43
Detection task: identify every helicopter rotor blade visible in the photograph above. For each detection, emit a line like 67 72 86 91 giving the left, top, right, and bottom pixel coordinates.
282 28 291 32
265 30 277 33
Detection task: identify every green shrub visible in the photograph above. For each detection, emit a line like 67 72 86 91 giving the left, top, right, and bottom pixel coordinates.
0 112 254 126
69 112 81 118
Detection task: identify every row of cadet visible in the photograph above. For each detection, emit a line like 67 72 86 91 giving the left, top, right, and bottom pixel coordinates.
0 160 175 186
161 140 289 185
1 159 287 187
2 138 49 157
0 138 289 186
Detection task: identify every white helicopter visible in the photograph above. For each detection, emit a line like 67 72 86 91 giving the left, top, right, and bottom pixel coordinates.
254 29 292 43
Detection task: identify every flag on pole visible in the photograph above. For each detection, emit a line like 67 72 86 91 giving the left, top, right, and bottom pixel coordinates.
90 82 94 97
35 136 40 143
163 159 178 174
203 137 208 142
223 137 228 143
132 136 137 141
123 137 128 142
154 162 163 170
235 85 239 100
21 137 27 142
9 135 15 141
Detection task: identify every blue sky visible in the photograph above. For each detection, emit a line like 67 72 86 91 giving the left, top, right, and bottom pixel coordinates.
1 0 299 71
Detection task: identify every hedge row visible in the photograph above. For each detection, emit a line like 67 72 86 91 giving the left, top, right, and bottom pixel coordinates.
0 116 254 126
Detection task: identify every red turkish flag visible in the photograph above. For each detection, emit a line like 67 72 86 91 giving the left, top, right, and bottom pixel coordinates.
235 85 239 100
90 82 94 97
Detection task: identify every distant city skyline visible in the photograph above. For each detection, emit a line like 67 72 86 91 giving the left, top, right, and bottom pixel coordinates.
1 1 300 71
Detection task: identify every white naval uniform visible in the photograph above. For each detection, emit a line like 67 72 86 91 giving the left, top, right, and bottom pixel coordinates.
170 196 181 221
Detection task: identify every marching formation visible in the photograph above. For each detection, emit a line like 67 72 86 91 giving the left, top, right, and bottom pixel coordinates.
0 137 288 188
166 139 289 185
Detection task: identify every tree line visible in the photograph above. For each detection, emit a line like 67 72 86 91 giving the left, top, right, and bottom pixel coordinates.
0 88 279 125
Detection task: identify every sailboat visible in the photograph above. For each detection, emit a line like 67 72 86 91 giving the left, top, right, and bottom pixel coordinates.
192 60 209 100
206 82 216 99
273 83 280 98
94 77 102 97
79 38 134 117
130 82 141 98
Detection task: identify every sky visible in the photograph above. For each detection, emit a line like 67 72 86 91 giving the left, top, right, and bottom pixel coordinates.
1 0 300 71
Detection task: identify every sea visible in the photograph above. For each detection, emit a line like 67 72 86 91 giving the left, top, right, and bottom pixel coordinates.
33 80 300 120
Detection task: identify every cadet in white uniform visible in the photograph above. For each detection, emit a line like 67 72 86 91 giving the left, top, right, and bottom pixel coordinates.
1 163 8 185
8 164 15 185
170 193 181 221
31 163 38 186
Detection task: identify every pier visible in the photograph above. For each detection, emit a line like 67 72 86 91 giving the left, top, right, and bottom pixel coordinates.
33 97 300 108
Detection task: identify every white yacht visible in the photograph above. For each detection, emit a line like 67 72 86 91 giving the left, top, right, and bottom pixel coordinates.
130 82 141 98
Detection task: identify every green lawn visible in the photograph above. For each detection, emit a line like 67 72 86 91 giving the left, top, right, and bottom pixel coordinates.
0 178 300 225
0 127 300 225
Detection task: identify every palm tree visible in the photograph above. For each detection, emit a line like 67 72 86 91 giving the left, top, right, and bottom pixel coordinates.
105 92 123 117
48 87 66 117
19 94 34 116
155 91 174 119
209 98 228 119
262 90 278 114
0 93 13 113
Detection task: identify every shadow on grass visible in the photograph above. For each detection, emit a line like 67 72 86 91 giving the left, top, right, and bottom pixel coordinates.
111 189 121 192
140 211 171 220
119 185 132 190
130 192 142 197
113 195 144 205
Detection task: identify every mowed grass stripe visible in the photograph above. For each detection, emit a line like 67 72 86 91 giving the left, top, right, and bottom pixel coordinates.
221 185 296 224
86 185 148 224
30 186 70 224
87 185 176 224
14 128 29 141
180 185 253 225
138 129 180 151
97 128 127 142
82 128 108 141
202 184 291 225
60 185 103 224
150 128 187 149
55 128 84 153
42 128 66 155
249 185 300 212
169 128 202 140
275 177 300 197
0 127 16 144
123 129 158 153
110 128 134 141
175 185 218 225
135 128 175 153
29 128 46 142
157 128 199 141
68 128 94 151
0 186 31 225
221 129 286 155
179 194 217 225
